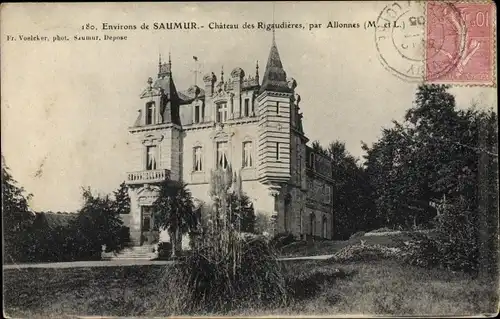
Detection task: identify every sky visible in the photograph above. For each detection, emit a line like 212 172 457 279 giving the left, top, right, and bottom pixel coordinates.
1 2 496 212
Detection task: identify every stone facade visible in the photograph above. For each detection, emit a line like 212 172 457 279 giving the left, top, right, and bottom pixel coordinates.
123 38 335 246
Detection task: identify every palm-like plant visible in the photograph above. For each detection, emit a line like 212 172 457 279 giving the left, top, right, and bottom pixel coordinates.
152 180 196 258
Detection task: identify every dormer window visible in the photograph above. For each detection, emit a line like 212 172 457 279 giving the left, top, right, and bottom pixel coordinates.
193 102 205 124
216 102 228 123
194 105 200 124
146 102 155 125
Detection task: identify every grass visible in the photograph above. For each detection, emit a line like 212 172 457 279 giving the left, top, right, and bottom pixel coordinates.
4 258 497 317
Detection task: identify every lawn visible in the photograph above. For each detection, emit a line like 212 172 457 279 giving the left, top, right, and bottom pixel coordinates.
4 258 497 317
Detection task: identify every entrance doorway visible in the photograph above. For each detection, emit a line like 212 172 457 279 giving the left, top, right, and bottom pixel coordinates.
140 206 155 245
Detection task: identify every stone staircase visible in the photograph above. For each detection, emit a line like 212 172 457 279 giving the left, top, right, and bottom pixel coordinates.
101 244 158 260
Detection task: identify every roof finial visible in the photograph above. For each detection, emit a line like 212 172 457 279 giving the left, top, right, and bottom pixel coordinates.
221 65 224 82
159 53 162 67
168 51 172 66
256 60 259 81
272 2 276 43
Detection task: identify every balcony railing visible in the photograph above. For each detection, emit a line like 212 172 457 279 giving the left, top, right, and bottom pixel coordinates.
126 169 170 185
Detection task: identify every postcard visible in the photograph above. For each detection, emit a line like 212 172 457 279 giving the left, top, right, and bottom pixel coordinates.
2 1 498 318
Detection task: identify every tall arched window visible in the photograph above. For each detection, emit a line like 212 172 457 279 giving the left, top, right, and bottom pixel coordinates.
284 194 291 232
146 102 155 125
309 213 316 237
146 145 158 170
322 216 328 239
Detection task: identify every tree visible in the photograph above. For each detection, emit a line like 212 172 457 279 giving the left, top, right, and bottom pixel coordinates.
2 158 35 262
74 187 125 255
364 84 498 274
311 140 328 156
112 181 130 215
152 181 196 258
228 193 256 233
363 85 463 229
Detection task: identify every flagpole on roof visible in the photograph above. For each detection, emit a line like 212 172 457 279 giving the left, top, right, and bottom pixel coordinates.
192 56 200 86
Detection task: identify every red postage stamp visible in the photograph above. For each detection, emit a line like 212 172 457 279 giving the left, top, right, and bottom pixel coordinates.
425 1 495 85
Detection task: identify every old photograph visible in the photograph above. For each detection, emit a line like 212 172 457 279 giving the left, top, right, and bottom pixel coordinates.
1 1 498 317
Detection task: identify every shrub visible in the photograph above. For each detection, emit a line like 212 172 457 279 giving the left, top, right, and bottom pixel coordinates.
171 235 287 313
397 232 441 268
157 242 173 260
329 242 401 262
270 232 296 249
399 196 482 274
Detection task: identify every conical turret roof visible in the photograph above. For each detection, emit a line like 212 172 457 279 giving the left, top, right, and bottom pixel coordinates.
259 38 291 94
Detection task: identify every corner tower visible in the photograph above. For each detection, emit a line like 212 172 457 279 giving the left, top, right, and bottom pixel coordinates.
257 36 293 188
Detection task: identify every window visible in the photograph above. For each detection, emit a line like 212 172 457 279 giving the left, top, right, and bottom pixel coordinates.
216 102 228 123
309 152 315 168
276 101 280 114
194 105 200 123
146 145 158 170
242 141 253 168
297 147 302 184
324 185 331 203
322 216 328 238
244 99 250 117
276 142 280 160
309 213 316 236
146 102 155 125
216 142 229 169
193 146 203 171
299 209 303 234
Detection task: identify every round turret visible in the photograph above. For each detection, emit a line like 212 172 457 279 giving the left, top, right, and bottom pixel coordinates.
231 67 245 79
187 85 201 97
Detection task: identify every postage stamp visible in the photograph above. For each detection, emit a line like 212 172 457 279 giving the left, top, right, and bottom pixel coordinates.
425 1 496 85
375 1 495 86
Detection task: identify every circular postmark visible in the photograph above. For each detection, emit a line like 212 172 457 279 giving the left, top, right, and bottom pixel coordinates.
375 1 467 82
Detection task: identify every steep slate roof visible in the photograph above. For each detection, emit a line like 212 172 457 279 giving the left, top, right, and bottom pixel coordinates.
152 60 182 125
259 37 292 94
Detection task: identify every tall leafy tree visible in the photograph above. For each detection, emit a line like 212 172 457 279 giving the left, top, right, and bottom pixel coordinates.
2 158 35 262
325 141 376 238
364 84 498 273
73 187 125 255
152 181 196 258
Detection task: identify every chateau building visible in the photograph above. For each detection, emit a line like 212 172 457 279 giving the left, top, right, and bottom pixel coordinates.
122 37 334 246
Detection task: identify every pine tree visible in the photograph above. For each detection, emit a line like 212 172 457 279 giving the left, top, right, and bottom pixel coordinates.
112 181 130 215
